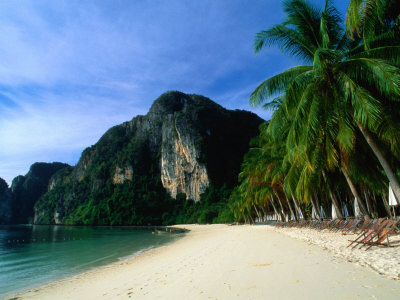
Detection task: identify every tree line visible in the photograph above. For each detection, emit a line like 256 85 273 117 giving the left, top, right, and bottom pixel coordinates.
228 0 400 222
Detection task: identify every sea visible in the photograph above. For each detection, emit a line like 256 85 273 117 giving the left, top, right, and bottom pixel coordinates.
0 225 184 299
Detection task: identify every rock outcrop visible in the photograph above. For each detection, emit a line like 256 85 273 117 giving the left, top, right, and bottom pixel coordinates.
113 166 133 184
159 109 209 201
0 178 13 224
29 91 263 225
0 162 69 224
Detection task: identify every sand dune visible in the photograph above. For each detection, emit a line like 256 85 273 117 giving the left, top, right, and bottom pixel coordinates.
12 224 400 299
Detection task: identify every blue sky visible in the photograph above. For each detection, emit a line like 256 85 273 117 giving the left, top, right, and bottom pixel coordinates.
0 0 349 184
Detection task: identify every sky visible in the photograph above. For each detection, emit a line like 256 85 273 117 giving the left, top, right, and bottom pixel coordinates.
0 0 349 184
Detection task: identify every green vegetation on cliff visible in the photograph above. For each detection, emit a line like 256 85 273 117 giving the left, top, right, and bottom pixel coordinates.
33 91 262 225
0 163 69 224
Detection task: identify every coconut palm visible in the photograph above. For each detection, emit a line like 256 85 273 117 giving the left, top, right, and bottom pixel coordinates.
250 0 400 204
346 0 400 47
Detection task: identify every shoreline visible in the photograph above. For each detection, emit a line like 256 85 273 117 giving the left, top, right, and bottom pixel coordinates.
0 225 185 300
2 237 175 300
10 224 400 299
4 227 189 300
2 245 154 300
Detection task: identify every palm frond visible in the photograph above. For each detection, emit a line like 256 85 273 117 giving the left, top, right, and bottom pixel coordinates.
283 0 322 48
338 58 400 100
345 0 365 38
249 65 312 106
338 72 383 128
262 97 284 111
351 46 400 66
254 25 315 61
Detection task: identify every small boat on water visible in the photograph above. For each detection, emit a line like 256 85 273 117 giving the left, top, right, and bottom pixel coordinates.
152 227 186 234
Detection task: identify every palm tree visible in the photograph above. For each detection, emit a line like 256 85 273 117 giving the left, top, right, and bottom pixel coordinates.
346 0 400 203
250 0 400 205
346 0 400 47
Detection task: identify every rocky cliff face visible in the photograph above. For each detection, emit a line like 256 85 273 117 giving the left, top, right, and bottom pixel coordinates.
0 162 69 224
160 110 209 201
0 178 13 224
32 91 263 225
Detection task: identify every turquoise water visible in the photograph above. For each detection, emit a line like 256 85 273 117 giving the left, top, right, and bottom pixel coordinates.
0 225 184 298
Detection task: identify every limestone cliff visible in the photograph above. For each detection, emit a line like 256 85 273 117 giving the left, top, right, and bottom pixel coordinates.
32 91 263 225
160 112 209 201
0 162 69 224
0 178 13 224
113 166 133 184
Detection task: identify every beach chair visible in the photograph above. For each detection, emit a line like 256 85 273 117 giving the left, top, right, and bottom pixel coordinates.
315 220 323 228
299 220 310 228
360 220 399 250
325 219 340 230
297 220 308 228
362 228 394 250
348 219 365 233
340 219 355 231
305 220 314 228
329 219 345 232
342 219 361 234
316 220 328 230
333 219 351 232
347 219 381 248
353 219 381 234
294 220 304 228
318 219 336 231
347 220 390 249
353 219 372 233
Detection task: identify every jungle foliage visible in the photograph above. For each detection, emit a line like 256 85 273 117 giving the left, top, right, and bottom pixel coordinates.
230 0 400 223
33 92 260 226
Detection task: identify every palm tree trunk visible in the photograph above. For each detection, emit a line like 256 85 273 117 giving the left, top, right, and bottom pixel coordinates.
363 189 377 218
253 204 261 222
292 196 304 219
357 123 400 205
284 194 298 222
269 196 283 221
274 191 287 222
310 196 321 221
370 191 379 218
261 206 267 222
273 193 287 221
341 166 371 219
276 196 287 221
315 195 324 219
243 215 248 224
248 213 255 224
330 190 344 219
322 171 343 219
380 192 393 218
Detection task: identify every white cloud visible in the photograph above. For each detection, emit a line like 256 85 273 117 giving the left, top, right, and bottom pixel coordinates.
0 0 289 183
0 89 146 183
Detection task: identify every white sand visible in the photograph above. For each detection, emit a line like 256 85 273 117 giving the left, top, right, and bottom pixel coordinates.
274 224 400 280
11 224 400 300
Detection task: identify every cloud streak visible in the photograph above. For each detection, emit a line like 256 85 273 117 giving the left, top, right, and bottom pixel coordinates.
0 88 146 183
0 0 349 184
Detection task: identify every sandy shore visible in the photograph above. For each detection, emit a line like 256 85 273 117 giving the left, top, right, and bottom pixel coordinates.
274 224 400 280
11 224 400 300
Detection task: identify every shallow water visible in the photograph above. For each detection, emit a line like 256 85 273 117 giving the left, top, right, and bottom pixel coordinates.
0 225 183 298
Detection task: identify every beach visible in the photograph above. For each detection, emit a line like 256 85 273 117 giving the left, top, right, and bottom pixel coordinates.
11 224 400 300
